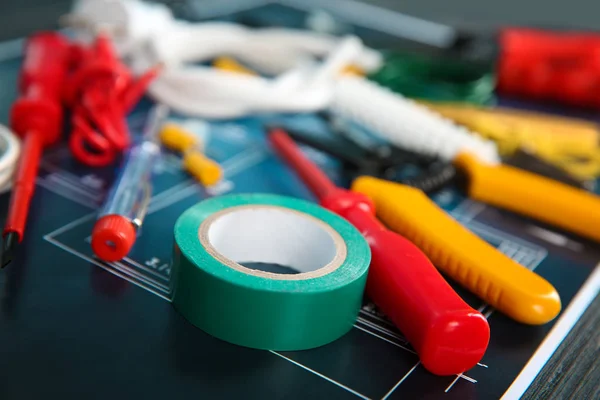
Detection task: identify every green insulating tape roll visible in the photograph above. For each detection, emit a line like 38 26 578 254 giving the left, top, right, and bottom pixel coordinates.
369 52 496 105
171 193 371 351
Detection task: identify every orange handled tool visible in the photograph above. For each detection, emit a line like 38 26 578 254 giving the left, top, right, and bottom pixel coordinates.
455 152 600 243
269 128 490 376
352 176 561 325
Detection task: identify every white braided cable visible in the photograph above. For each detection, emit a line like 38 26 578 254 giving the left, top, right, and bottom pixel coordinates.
331 76 501 164
68 0 383 119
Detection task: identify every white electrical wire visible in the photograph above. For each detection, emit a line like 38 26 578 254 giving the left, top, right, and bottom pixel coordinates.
0 125 20 192
331 76 501 164
68 0 383 119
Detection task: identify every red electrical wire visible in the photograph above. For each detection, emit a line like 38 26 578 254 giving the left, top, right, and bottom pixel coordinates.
65 34 159 167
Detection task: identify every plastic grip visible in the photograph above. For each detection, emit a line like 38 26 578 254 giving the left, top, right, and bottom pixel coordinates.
322 191 489 376
10 32 71 146
352 176 561 325
455 152 600 243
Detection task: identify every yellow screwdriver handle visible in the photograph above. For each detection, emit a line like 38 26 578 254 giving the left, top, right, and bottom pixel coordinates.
352 176 561 325
455 152 600 243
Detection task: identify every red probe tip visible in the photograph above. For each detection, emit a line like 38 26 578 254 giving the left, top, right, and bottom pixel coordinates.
91 215 136 262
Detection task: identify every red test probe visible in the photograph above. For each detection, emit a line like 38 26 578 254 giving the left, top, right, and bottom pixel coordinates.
268 127 490 376
65 34 159 167
1 32 72 267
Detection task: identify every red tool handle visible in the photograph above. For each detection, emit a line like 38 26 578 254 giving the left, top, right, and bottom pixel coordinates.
497 28 600 109
269 128 490 376
11 32 70 145
5 32 71 240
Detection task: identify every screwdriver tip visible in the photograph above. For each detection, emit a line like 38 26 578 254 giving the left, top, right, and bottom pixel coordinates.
0 232 18 269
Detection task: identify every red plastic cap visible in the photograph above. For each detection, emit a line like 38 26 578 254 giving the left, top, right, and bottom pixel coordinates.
91 215 136 262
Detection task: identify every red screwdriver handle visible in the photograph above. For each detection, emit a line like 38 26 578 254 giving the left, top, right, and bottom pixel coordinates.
10 32 71 146
270 128 490 375
4 32 71 241
322 190 490 376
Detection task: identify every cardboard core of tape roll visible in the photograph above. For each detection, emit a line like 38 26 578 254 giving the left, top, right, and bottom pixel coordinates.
198 205 347 280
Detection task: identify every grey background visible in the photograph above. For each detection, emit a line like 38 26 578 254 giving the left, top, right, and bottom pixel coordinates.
0 0 599 41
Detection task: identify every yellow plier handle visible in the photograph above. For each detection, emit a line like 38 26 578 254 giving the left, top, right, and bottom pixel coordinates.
352 176 561 325
455 152 600 243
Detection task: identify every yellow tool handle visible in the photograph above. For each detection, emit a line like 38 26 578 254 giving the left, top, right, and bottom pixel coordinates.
352 176 561 325
455 152 600 242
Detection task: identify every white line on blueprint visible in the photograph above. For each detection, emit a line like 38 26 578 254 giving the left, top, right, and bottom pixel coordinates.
150 179 196 204
44 213 96 239
41 161 103 193
359 309 396 328
380 362 420 400
444 373 477 393
36 179 95 209
353 325 415 355
121 257 170 282
270 350 371 400
44 236 170 301
356 317 411 348
148 183 199 214
444 375 461 393
45 173 102 202
461 375 478 384
148 148 267 214
451 200 487 224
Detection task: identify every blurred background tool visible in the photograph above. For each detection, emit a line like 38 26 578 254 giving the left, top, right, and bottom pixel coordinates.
283 123 459 193
332 76 600 242
269 127 490 376
65 33 159 167
496 28 600 109
504 149 594 190
159 123 222 187
352 176 562 325
455 152 600 243
424 102 600 180
443 26 600 109
91 104 167 262
368 51 496 105
1 32 71 268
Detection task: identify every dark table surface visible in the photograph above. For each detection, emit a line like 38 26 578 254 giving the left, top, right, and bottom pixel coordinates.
0 1 598 399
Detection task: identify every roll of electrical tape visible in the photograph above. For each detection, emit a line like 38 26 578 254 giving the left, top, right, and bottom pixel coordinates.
171 193 371 351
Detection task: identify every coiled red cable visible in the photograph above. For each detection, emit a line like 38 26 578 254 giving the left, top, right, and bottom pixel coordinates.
65 34 159 167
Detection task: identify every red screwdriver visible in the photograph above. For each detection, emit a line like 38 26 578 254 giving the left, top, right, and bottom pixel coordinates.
1 32 71 267
269 127 490 376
